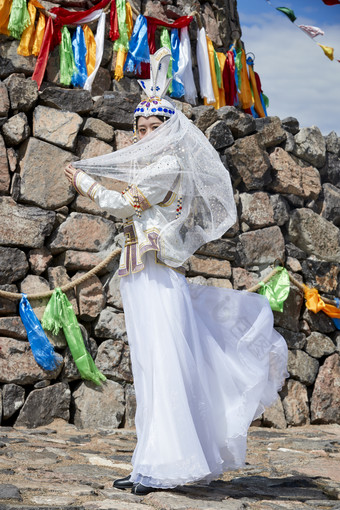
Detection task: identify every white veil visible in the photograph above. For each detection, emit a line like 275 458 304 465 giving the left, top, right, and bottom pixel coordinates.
73 109 237 267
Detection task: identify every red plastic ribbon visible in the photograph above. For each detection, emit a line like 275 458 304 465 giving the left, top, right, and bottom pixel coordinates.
322 1 340 5
109 0 119 41
31 15 53 89
146 15 193 54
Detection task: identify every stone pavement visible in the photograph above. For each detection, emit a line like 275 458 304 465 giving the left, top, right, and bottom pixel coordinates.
0 420 339 510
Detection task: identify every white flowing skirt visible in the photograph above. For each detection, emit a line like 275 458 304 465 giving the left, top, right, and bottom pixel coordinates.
120 252 289 489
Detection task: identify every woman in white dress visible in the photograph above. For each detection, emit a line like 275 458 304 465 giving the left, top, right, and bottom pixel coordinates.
64 48 288 496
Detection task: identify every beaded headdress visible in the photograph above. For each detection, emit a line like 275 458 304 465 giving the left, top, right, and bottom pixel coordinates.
133 47 176 142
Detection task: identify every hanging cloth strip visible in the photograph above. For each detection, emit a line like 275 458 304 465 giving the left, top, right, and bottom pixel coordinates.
196 26 215 104
31 15 54 89
19 294 63 371
17 0 37 56
59 25 78 86
83 24 96 76
216 52 226 108
113 0 129 52
42 288 106 386
247 58 266 118
83 11 106 91
304 286 340 321
258 267 290 312
109 0 119 41
223 50 237 106
236 48 253 111
8 0 31 39
0 0 12 35
146 15 193 55
160 28 173 94
124 14 150 74
318 43 334 60
254 70 268 114
203 36 220 109
114 2 133 80
177 26 197 104
71 25 88 87
31 11 46 56
170 29 185 98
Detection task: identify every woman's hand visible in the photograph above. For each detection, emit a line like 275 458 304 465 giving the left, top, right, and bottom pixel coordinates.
64 163 77 184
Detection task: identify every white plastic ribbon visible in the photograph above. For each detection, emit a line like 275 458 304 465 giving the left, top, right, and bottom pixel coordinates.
298 25 325 38
176 26 197 104
83 11 105 92
196 27 215 104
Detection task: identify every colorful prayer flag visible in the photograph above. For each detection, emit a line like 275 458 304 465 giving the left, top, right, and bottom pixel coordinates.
318 43 334 60
276 7 297 22
298 25 324 38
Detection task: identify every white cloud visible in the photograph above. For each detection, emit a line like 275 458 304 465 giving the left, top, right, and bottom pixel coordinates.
239 13 340 135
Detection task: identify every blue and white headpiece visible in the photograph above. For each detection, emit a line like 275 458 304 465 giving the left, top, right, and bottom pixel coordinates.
134 47 176 120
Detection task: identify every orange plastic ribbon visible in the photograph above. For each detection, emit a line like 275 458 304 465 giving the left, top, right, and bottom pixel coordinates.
17 0 37 56
304 286 340 319
31 11 45 56
216 52 226 108
0 0 12 35
238 49 253 110
83 24 96 76
204 37 220 109
248 62 265 118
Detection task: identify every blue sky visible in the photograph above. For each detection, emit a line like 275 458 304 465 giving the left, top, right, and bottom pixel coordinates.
238 0 340 134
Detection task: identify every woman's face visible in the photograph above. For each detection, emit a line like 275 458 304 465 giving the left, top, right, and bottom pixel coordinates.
137 116 164 140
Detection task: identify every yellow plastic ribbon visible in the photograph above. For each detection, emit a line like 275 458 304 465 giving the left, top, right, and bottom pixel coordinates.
83 24 96 76
248 62 265 118
0 0 12 35
304 286 340 319
217 52 226 108
318 44 334 61
31 11 45 56
17 0 37 56
238 48 253 110
126 1 133 38
204 36 220 109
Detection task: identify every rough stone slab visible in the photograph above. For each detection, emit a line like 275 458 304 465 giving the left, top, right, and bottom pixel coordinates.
240 192 275 229
95 339 132 383
0 284 18 316
125 384 136 429
262 397 287 429
301 259 339 295
311 353 340 424
281 116 299 135
255 116 287 148
325 130 340 156
288 349 319 386
48 212 116 254
94 308 127 342
91 66 112 97
0 197 56 249
281 379 310 426
321 152 340 188
81 118 114 143
75 136 113 159
273 284 304 333
188 256 231 278
225 134 271 190
237 226 285 268
192 105 218 131
33 105 83 150
2 112 30 146
0 82 9 117
58 249 119 275
19 137 76 209
305 332 336 359
74 273 106 322
288 208 340 263
293 126 326 168
0 246 28 284
92 91 139 130
0 41 36 78
2 383 25 420
15 383 70 428
196 239 237 262
28 247 53 276
61 331 98 382
104 269 123 310
202 2 222 46
270 147 321 200
0 134 10 195
231 267 258 290
275 327 306 350
205 120 234 150
39 87 94 114
114 129 134 150
0 337 62 385
72 194 108 217
6 75 38 113
320 183 340 225
6 147 18 173
47 266 78 315
303 308 335 335
217 105 256 138
0 317 27 340
73 379 125 429
0 483 22 501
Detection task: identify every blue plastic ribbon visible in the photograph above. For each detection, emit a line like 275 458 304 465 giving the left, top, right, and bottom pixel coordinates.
333 298 340 330
124 14 150 74
71 26 88 87
170 28 184 98
19 294 63 371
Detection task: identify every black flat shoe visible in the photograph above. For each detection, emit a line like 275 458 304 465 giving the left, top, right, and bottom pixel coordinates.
131 483 157 496
113 475 134 489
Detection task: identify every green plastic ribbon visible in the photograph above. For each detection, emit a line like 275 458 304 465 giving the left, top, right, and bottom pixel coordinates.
160 27 173 94
8 0 31 39
214 48 222 89
42 288 106 386
262 93 269 108
113 0 129 52
276 7 297 23
234 48 242 92
60 26 78 86
257 267 290 313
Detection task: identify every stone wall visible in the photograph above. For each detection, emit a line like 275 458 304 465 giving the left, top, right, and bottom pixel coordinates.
0 0 339 430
